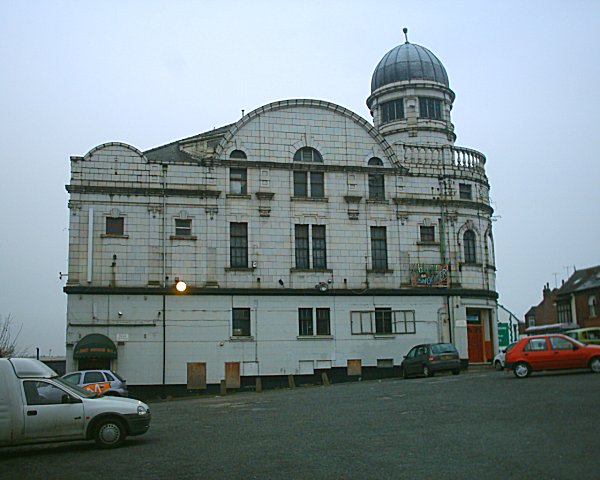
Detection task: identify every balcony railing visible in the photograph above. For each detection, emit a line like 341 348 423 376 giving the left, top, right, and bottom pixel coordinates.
398 144 486 172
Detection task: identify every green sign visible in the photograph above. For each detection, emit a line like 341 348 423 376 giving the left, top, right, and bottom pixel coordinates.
497 323 509 347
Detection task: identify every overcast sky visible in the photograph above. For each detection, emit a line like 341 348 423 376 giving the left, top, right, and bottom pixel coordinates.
1 0 599 356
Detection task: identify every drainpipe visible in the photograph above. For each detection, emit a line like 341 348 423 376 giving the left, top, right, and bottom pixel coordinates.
161 164 168 389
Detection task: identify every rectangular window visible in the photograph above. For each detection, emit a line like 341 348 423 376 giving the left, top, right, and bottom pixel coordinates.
293 171 308 197
298 308 331 336
230 222 248 268
420 225 435 243
375 308 392 334
419 97 443 120
350 310 416 335
175 219 192 236
557 303 572 323
295 225 327 269
381 99 404 123
295 225 310 269
106 217 124 235
369 173 385 200
293 171 324 198
312 225 327 269
316 308 331 336
310 172 324 198
230 168 247 194
371 226 388 271
232 308 251 337
459 183 472 200
298 308 313 336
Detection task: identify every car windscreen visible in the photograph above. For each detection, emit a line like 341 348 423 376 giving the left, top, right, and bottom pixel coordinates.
53 377 98 398
111 371 126 382
431 343 457 354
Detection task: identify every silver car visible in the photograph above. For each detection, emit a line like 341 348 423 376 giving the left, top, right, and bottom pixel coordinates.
493 342 517 371
62 370 128 397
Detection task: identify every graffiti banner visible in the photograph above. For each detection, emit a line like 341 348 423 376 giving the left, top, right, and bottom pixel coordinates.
410 263 449 287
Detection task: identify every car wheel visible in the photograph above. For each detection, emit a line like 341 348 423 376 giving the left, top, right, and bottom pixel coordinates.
513 362 531 379
494 361 503 371
452 369 460 375
423 365 433 377
94 418 126 448
589 356 600 373
402 367 409 379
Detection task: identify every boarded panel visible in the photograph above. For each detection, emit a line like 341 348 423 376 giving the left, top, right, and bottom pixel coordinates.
242 361 259 376
347 359 362 376
316 360 332 370
377 358 394 369
187 362 206 390
225 362 241 389
299 360 314 375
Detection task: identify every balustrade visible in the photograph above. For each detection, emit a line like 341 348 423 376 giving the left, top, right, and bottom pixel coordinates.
399 144 486 172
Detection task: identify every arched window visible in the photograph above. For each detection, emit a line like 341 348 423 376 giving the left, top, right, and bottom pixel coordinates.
230 150 247 159
486 232 495 266
463 230 477 264
368 157 385 200
293 147 323 163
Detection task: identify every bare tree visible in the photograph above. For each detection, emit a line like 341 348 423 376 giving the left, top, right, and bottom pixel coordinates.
0 314 25 358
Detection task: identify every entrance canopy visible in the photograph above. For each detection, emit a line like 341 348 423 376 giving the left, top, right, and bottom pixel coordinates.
73 334 117 359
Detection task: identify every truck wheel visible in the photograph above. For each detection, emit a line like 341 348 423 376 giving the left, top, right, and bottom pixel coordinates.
94 418 126 448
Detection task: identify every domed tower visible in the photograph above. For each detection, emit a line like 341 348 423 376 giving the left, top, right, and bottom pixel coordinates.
367 29 456 146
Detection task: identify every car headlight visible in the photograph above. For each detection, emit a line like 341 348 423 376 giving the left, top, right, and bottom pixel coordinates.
137 405 148 416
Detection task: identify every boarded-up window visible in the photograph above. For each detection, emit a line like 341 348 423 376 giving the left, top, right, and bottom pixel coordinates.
187 362 206 390
225 362 241 389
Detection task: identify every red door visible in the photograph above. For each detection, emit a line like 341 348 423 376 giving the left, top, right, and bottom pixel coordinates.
467 325 484 362
467 310 484 362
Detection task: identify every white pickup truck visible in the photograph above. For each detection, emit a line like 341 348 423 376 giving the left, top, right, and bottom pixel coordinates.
0 358 151 448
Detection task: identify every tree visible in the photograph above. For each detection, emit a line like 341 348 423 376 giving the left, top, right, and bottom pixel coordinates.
0 314 24 358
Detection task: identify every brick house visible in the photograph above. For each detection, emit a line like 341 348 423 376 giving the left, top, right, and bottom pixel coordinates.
555 266 600 327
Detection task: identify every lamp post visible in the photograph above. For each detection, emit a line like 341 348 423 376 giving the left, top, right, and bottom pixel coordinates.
162 278 188 395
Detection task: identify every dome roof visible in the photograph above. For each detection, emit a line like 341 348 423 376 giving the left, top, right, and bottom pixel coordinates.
371 42 449 92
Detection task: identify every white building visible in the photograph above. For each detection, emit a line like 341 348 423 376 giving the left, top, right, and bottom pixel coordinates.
65 36 498 389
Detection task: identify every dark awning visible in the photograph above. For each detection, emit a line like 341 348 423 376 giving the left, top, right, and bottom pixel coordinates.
73 334 118 359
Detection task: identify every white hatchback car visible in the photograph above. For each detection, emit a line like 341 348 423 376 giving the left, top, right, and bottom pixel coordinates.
493 342 517 371
62 370 128 397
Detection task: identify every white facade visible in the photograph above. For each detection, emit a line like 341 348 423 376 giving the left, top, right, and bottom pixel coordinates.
65 41 498 387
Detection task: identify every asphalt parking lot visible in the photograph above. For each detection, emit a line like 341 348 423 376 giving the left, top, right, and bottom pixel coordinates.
2 368 599 479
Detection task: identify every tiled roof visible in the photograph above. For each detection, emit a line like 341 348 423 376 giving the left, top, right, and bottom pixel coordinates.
556 265 600 296
144 123 234 163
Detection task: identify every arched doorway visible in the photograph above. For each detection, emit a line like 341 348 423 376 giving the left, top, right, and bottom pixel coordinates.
73 334 117 370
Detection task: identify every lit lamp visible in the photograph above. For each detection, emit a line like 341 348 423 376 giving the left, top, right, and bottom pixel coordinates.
175 279 187 293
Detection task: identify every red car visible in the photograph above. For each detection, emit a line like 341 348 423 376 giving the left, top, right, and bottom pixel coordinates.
505 334 600 378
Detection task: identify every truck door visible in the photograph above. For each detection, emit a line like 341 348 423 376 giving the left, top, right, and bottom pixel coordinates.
22 380 85 441
0 375 13 444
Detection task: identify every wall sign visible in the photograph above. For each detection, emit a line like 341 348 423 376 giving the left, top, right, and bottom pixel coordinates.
410 263 449 287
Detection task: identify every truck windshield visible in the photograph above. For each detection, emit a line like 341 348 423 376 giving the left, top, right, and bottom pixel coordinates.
53 377 98 398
